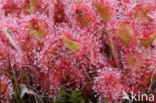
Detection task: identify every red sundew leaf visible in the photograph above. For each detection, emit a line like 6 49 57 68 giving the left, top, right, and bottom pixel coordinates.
27 19 48 40
115 23 135 46
132 4 153 24
127 53 142 73
2 28 19 50
54 0 66 24
128 55 137 69
0 75 13 100
2 0 21 16
144 73 156 87
53 65 83 87
23 0 42 14
21 19 48 55
0 81 7 91
62 36 81 53
94 68 126 101
139 34 156 48
0 81 8 95
21 38 33 53
94 3 111 22
76 9 92 27
65 1 98 30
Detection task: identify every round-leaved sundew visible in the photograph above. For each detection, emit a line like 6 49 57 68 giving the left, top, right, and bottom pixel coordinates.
115 23 135 46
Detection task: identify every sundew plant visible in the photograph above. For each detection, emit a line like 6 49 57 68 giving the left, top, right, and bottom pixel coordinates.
0 0 156 103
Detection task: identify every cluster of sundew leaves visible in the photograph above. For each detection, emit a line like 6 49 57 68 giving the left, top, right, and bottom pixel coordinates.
0 0 156 102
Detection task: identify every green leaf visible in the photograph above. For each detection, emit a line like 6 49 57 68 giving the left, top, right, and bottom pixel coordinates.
56 88 86 103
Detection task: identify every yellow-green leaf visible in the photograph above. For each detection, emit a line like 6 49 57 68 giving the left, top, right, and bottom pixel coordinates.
115 23 135 46
62 36 81 53
139 34 156 48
